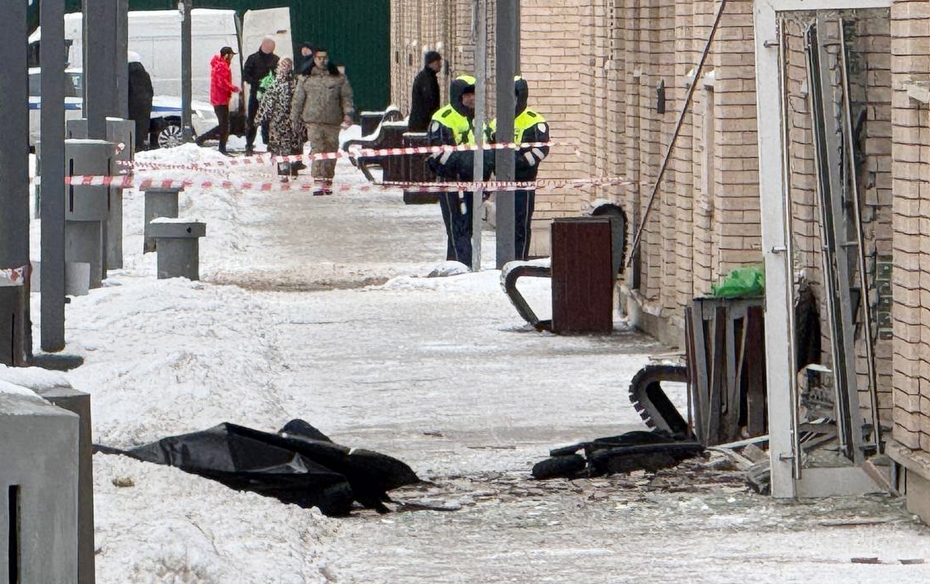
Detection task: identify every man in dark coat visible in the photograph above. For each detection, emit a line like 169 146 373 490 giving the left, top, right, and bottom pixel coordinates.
127 51 154 151
408 51 442 132
242 37 279 155
296 42 315 76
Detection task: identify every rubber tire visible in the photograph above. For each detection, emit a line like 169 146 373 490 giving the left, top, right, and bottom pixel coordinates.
532 454 586 480
157 123 184 149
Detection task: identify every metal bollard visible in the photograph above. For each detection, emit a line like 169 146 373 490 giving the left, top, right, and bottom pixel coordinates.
148 219 206 280
142 187 181 253
65 139 114 289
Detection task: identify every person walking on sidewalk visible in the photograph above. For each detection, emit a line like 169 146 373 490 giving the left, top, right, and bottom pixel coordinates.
197 46 240 155
255 58 305 181
291 47 355 195
427 74 493 268
408 51 442 132
243 37 280 156
490 76 549 260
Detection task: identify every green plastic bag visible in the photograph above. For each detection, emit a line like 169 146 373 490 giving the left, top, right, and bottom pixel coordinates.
257 70 276 101
711 265 765 298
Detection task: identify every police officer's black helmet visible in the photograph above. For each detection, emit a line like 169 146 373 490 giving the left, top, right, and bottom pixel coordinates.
514 76 529 114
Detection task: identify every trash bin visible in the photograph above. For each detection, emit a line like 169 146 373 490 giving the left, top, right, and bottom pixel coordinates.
550 217 616 334
685 296 767 446
402 131 437 204
380 121 409 182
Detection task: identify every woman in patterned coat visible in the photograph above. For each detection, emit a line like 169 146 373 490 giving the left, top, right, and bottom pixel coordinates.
256 58 305 179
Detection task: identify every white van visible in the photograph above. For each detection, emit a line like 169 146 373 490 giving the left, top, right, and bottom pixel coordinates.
64 8 292 109
30 7 292 148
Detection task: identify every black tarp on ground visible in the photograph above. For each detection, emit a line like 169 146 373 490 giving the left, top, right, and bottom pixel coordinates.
96 419 420 516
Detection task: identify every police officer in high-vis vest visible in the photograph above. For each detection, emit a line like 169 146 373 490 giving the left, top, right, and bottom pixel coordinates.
491 76 549 260
428 74 492 269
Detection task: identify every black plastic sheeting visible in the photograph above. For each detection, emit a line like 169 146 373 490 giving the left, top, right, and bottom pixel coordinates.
96 420 420 516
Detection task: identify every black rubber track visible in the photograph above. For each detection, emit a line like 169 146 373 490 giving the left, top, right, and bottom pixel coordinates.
628 364 690 439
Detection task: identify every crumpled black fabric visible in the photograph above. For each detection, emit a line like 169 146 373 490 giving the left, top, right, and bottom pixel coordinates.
96 419 420 516
532 430 704 480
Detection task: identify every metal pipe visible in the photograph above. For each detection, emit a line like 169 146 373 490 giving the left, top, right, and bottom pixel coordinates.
495 0 518 267
40 0 67 352
626 0 728 266
778 24 803 480
0 0 30 268
471 0 487 270
117 0 129 119
838 18 882 454
0 0 32 365
182 0 193 142
84 0 118 138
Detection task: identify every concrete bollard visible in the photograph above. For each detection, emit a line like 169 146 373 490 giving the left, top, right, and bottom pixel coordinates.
148 219 206 280
142 187 182 253
35 387 95 584
65 139 114 289
0 390 79 583
67 118 136 271
30 261 92 297
66 118 88 139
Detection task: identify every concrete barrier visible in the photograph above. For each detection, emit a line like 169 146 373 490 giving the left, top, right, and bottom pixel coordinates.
65 139 114 289
148 219 206 280
0 388 79 583
68 118 136 271
35 387 95 584
30 261 92 297
142 187 182 253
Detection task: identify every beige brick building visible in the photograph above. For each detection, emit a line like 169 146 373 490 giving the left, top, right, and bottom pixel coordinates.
390 0 930 520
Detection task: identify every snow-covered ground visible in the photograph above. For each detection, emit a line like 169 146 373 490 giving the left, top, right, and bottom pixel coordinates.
6 136 929 582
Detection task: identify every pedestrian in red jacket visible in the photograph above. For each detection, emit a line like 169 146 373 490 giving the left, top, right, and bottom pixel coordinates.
196 46 240 155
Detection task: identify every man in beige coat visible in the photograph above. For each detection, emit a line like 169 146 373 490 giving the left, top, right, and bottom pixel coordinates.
291 48 354 194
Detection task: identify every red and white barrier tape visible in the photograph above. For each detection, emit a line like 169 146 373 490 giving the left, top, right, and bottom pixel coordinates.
63 174 635 193
0 265 29 288
120 140 572 171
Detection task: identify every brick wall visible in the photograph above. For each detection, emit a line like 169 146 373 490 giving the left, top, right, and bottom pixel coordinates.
388 0 763 324
890 0 930 454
